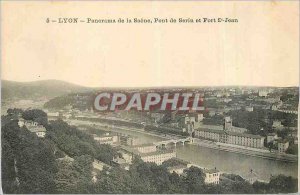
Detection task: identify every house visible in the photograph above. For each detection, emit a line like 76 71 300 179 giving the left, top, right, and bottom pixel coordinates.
258 90 268 97
119 149 134 163
245 169 258 184
272 120 283 128
111 157 130 170
18 118 46 138
267 133 278 143
245 106 254 112
93 132 118 145
28 126 47 138
208 109 216 117
196 114 204 122
92 159 111 182
57 155 74 163
150 112 165 123
93 159 110 171
120 135 140 146
203 169 221 184
140 149 176 165
278 140 289 153
133 143 157 153
167 165 187 175
166 158 191 175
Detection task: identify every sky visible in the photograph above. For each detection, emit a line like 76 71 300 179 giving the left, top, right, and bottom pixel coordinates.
1 1 299 87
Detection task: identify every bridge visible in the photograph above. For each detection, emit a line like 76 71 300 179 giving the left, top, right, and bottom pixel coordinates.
154 137 193 147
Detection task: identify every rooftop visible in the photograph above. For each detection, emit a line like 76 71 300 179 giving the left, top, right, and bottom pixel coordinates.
139 149 175 157
198 125 224 131
112 157 128 165
133 143 156 148
167 164 188 171
203 168 220 174
231 126 248 132
278 139 289 144
27 126 46 132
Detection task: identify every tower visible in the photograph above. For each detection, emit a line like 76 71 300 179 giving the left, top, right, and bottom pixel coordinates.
223 116 232 131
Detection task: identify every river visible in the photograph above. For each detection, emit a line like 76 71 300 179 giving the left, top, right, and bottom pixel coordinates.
70 119 298 182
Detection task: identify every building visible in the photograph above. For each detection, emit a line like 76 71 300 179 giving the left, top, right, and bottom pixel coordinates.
111 157 131 170
208 109 216 117
272 120 283 128
193 117 264 148
267 133 278 143
167 165 187 175
271 104 278 111
110 148 134 170
47 112 59 119
278 140 289 153
166 158 191 175
18 118 38 127
223 117 247 133
120 135 139 146
150 112 165 123
93 159 110 171
92 159 111 182
259 90 268 97
121 144 176 166
118 149 134 163
140 149 176 165
245 169 259 184
93 132 118 145
196 114 204 122
203 169 221 184
223 116 232 130
194 128 265 148
184 115 196 125
133 143 157 153
57 155 74 163
18 118 46 138
222 98 232 103
277 109 298 114
28 126 47 138
245 106 254 112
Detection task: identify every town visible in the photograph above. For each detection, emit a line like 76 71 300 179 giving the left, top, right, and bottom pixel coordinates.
2 85 298 194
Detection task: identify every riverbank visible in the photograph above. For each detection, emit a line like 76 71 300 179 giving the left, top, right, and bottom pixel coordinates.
65 117 297 163
191 138 297 163
63 117 297 181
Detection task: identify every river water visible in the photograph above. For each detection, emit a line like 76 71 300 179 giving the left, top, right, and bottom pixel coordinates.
70 119 297 182
101 125 297 182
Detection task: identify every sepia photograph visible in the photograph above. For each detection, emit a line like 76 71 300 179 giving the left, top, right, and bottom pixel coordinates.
1 0 299 194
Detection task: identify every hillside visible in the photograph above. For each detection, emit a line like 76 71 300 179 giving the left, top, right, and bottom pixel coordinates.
1 80 93 100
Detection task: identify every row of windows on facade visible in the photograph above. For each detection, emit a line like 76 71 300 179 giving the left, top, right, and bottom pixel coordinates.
194 130 263 148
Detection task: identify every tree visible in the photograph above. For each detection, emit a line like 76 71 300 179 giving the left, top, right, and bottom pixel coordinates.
268 175 298 193
286 144 298 155
253 181 269 194
94 167 133 194
2 116 57 194
183 166 206 193
22 109 48 126
15 127 57 193
7 108 24 116
161 158 183 168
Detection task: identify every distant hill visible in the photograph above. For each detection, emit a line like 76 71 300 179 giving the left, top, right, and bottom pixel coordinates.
1 80 93 100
